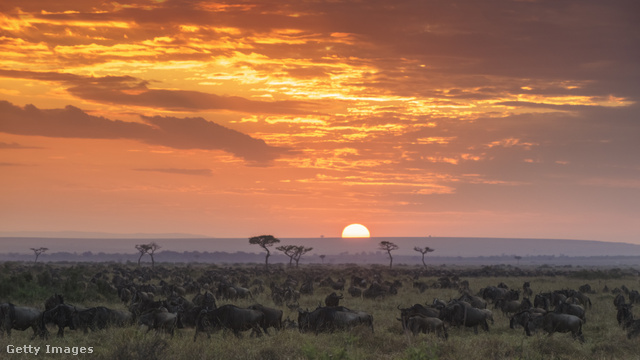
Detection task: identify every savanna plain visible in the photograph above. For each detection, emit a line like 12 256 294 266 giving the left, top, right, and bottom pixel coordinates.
1 261 640 360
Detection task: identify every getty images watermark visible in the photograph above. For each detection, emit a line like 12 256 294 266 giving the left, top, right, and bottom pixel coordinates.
6 344 94 356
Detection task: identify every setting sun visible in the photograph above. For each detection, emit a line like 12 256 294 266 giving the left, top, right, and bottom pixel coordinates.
342 224 371 238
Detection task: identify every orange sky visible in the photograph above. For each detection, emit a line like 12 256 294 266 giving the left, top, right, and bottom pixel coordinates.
1 1 639 242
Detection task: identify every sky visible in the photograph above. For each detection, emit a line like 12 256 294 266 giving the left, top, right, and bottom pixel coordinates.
1 0 639 243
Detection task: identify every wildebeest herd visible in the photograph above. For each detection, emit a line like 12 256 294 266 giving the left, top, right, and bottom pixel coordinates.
1 263 640 359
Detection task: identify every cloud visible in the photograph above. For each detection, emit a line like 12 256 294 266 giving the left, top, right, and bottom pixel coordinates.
0 141 43 149
0 100 289 164
0 69 317 114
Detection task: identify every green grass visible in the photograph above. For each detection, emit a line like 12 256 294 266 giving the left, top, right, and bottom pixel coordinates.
1 263 640 359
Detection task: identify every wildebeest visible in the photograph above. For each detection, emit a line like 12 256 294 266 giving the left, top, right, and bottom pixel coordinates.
298 306 373 334
41 304 77 337
402 315 448 339
509 309 543 332
71 306 129 334
458 292 488 309
555 302 586 323
299 280 314 295
247 304 282 334
362 282 397 299
481 286 519 303
525 312 584 342
192 291 217 310
397 304 440 331
194 304 264 340
617 303 633 327
495 298 532 317
614 294 626 309
44 293 64 311
138 307 178 337
523 282 533 298
325 292 343 307
534 294 551 311
440 301 489 334
1 303 46 339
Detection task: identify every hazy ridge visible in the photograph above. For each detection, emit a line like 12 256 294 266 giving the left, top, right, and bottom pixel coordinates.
1 234 639 258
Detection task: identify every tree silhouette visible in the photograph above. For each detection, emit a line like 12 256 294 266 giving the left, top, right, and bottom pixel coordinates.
414 246 435 268
249 235 280 270
134 242 161 268
30 247 48 263
293 246 313 268
319 254 326 264
147 242 161 268
379 241 399 269
135 243 151 267
276 245 297 267
514 255 522 266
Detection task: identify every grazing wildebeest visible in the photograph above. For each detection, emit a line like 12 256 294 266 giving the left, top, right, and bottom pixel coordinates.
298 306 373 334
194 305 264 340
526 312 584 342
138 308 178 337
247 304 282 334
324 292 343 307
72 306 121 334
495 298 532 317
440 301 489 334
2 303 46 339
509 309 543 332
458 292 488 309
397 304 440 331
402 315 448 339
555 302 586 323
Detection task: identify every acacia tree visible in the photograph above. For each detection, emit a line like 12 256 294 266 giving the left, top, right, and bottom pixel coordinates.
249 235 280 270
135 244 151 267
319 254 326 264
293 246 313 268
135 242 161 268
276 245 297 267
147 242 161 268
414 246 435 268
379 241 399 269
30 247 48 263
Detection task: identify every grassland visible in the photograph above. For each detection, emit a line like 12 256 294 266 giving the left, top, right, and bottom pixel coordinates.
1 262 639 360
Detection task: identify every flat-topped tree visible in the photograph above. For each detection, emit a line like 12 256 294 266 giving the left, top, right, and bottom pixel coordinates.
277 245 298 267
293 246 313 268
147 242 161 268
379 241 399 269
135 243 151 267
414 246 435 268
249 235 280 270
30 247 48 263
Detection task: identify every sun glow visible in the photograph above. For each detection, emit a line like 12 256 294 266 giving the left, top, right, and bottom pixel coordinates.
341 224 371 238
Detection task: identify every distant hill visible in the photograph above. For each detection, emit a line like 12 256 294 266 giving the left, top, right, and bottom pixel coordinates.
1 235 639 258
